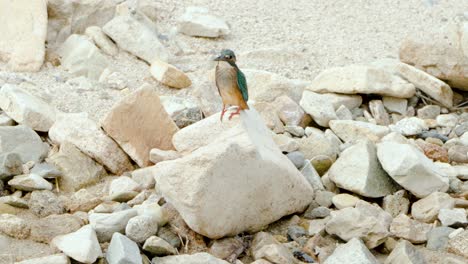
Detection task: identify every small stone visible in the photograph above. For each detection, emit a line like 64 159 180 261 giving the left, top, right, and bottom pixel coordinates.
310 155 333 176
298 128 338 161
330 120 389 142
436 114 459 127
272 133 299 152
315 190 335 208
178 7 230 38
65 189 101 213
106 232 142 264
30 163 61 179
382 96 407 115
131 166 157 190
447 229 468 258
160 96 202 128
0 195 28 208
30 214 83 243
51 225 102 263
274 95 308 127
152 253 229 264
14 254 70 264
417 105 441 119
85 26 118 56
411 192 454 223
286 151 305 169
8 174 52 191
99 69 128 90
209 237 244 261
254 102 285 133
331 194 360 209
89 209 138 242
454 122 468 136
254 243 296 264
29 190 65 217
284 126 305 137
300 160 325 192
149 149 181 164
287 225 307 242
382 190 410 218
0 112 14 126
109 176 140 202
384 240 425 264
157 226 181 249
125 215 159 243
369 100 390 125
305 206 330 219
0 152 22 179
426 226 455 250
307 217 330 236
438 208 467 227
335 105 353 120
448 145 468 163
143 236 177 256
0 214 30 239
151 59 192 89
0 125 49 164
390 214 432 243
390 117 428 136
323 238 378 264
419 142 449 162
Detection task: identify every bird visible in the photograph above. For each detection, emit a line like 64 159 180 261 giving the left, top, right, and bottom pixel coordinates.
214 49 249 121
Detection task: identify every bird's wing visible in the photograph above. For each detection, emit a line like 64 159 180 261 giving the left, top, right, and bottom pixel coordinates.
236 70 248 102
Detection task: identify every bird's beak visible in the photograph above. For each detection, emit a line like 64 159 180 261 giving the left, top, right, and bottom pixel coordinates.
214 55 222 61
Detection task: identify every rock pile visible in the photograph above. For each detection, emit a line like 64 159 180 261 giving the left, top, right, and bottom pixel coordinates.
0 1 467 264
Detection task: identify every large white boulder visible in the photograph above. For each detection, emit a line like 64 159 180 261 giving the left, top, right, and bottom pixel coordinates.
51 225 102 264
0 0 47 71
377 141 449 198
157 109 313 239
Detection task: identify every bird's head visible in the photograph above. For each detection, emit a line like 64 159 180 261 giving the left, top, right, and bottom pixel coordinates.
214 49 236 63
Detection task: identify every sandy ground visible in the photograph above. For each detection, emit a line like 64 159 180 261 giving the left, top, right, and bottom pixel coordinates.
2 0 468 121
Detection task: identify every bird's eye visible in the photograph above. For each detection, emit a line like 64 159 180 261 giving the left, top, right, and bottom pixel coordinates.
225 55 231 59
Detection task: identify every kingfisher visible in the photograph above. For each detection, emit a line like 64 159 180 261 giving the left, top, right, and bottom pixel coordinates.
214 49 249 121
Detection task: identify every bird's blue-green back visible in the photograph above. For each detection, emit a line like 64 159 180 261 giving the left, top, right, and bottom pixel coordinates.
236 70 248 102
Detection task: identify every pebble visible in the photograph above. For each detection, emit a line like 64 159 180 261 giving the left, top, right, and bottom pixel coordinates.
417 105 440 119
331 193 360 209
52 225 102 263
125 215 159 243
107 232 142 264
437 114 459 127
323 238 378 264
285 151 305 169
0 214 30 239
314 190 335 208
29 190 65 217
143 236 177 256
382 190 410 218
426 226 455 250
411 192 454 223
284 125 305 137
287 225 308 242
390 214 432 243
438 208 467 227
8 174 53 191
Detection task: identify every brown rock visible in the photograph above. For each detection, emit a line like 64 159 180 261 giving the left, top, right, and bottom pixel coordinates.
419 142 449 163
102 85 179 167
30 214 83 243
447 229 468 259
150 59 192 89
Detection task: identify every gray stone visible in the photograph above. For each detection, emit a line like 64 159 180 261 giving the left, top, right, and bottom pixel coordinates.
254 243 296 264
330 120 390 143
0 214 30 239
411 192 454 223
426 226 455 250
382 190 410 218
438 209 467 227
160 96 202 128
103 15 168 63
106 232 142 264
389 117 428 136
300 160 325 192
109 176 140 202
315 190 334 208
125 215 158 243
178 7 230 38
390 214 432 243
329 140 398 197
0 195 28 208
89 209 138 242
0 152 22 179
29 190 64 217
0 84 56 132
436 114 458 127
143 236 177 256
377 141 449 198
417 105 441 119
30 163 61 179
8 174 53 191
304 206 330 219
324 238 378 264
131 166 157 189
152 253 229 264
51 225 102 264
448 145 468 163
384 240 426 264
369 100 390 125
0 125 48 163
286 151 305 169
325 200 392 249
447 229 468 259
382 97 407 115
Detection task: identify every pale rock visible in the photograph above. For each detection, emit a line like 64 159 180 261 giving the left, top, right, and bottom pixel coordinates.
254 102 285 133
330 120 390 142
300 160 325 193
106 232 142 264
193 73 223 117
102 86 178 167
47 142 106 192
382 190 410 218
325 200 392 249
381 131 409 144
308 64 415 98
172 110 240 152
8 174 52 191
382 96 407 115
0 195 28 209
14 254 70 264
417 105 441 119
427 226 455 250
244 69 310 103
254 244 295 264
151 59 192 89
178 7 230 37
131 166 157 189
329 140 398 198
65 189 101 213
58 34 109 80
369 100 390 125
152 253 229 264
454 165 468 180
149 149 181 164
0 125 48 163
300 91 362 127
30 214 83 243
143 236 177 256
160 96 202 128
49 112 133 174
272 133 299 153
390 117 428 136
0 84 56 132
385 240 426 264
0 112 14 126
89 209 138 242
251 260 272 264
447 229 468 258
103 15 169 63
209 237 244 260
448 145 468 163
157 111 313 239
52 225 102 263
414 248 467 264
335 107 354 124
0 152 22 179
0 0 47 71
125 215 158 243
84 26 118 56
390 214 432 243
286 151 305 169
438 209 467 227
99 69 128 90
30 163 61 179
437 114 459 127
298 129 338 161
0 214 30 239
29 190 64 217
396 62 453 107
377 141 449 198
411 192 455 223
324 238 379 264
331 194 360 209
109 176 140 202
307 217 330 236
274 95 308 126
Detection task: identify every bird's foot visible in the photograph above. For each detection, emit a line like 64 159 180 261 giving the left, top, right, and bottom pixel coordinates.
228 107 241 120
220 105 227 122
